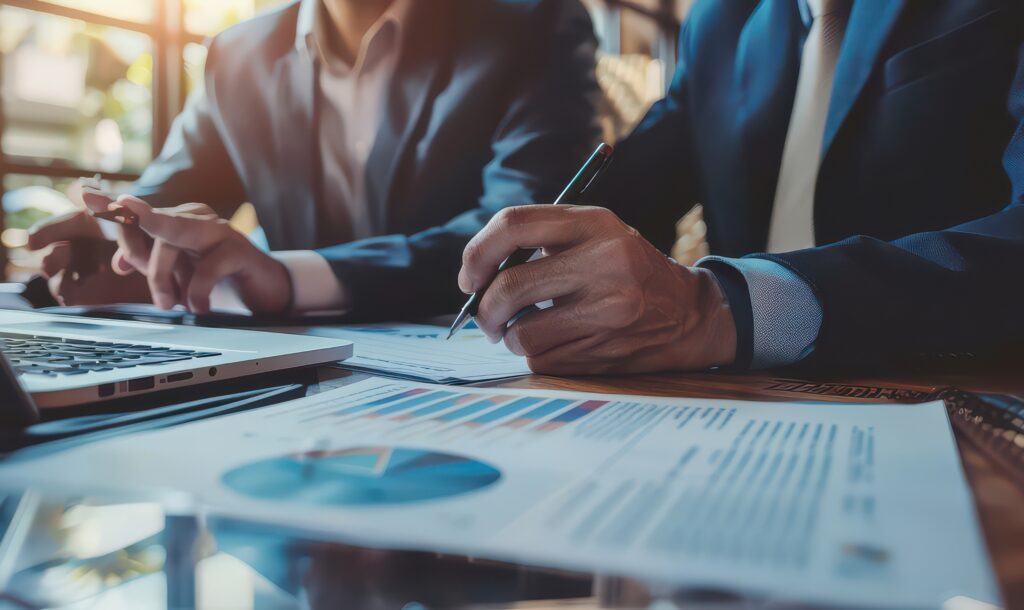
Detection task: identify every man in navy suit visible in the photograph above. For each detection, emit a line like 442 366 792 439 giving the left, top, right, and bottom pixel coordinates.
458 0 1024 373
28 0 600 319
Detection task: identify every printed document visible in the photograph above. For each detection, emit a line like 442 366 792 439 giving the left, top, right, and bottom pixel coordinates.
297 323 530 383
0 379 998 608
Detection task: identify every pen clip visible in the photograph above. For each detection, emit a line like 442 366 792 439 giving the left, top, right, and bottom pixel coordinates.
579 154 612 195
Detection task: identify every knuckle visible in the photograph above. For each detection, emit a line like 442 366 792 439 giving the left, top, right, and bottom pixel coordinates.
462 239 483 270
182 202 216 216
495 205 539 237
613 234 639 256
507 322 540 357
596 237 638 275
472 306 500 336
603 293 643 328
220 224 243 246
525 355 552 375
503 324 525 355
492 268 529 303
578 206 618 229
494 206 524 230
593 206 618 224
600 337 637 360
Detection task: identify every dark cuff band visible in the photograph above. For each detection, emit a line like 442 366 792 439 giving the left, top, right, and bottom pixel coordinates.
698 259 754 370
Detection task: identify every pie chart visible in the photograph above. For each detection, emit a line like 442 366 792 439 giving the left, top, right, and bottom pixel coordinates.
222 446 502 506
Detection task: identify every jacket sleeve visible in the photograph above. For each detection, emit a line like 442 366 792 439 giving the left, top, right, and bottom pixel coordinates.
760 43 1024 372
130 38 247 219
590 17 702 254
315 0 602 320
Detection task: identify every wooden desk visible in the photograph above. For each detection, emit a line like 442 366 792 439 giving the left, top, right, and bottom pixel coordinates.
482 370 1024 608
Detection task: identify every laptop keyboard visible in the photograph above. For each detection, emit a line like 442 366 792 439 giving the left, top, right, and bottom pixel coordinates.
0 332 220 377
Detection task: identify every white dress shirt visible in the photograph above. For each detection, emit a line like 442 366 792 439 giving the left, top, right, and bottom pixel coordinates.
272 0 410 313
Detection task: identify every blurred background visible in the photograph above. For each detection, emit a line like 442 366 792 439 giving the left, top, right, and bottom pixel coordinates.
0 0 693 281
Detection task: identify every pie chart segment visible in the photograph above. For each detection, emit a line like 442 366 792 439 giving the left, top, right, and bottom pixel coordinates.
222 447 502 506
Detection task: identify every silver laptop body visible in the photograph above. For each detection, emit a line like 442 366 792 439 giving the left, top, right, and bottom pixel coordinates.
0 310 352 409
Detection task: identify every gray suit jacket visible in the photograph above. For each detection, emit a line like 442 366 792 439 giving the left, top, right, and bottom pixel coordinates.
132 0 601 318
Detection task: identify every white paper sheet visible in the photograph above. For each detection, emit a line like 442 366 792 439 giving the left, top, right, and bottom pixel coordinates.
1 379 999 608
295 323 530 383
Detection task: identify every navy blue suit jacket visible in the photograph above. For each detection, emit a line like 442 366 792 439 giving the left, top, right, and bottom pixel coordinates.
132 0 600 319
595 0 1024 370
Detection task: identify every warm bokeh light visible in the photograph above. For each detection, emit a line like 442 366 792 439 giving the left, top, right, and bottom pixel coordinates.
0 6 153 172
42 0 155 24
184 0 254 37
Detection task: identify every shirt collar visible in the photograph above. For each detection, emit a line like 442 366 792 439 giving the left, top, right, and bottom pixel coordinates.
799 0 852 25
295 0 411 70
797 0 814 28
295 0 317 54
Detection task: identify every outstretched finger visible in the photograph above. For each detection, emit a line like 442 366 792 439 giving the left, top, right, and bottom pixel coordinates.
116 197 227 254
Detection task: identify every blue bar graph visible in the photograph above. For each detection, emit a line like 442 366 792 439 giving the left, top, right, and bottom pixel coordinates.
467 397 543 425
373 391 457 416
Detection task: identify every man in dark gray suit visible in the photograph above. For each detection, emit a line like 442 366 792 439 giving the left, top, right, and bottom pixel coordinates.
29 0 600 318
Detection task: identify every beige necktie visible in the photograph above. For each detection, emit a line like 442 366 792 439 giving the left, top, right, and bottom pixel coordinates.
766 0 851 253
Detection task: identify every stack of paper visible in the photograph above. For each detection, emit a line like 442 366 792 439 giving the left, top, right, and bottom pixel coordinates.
1 379 999 608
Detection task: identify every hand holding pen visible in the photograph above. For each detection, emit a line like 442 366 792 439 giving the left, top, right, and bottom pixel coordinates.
448 143 614 340
455 141 737 375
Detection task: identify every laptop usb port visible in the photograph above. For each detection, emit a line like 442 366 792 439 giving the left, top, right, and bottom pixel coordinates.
165 372 194 383
128 377 155 392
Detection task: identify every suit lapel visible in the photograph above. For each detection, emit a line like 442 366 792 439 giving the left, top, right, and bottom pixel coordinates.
270 48 319 249
821 0 909 156
364 0 457 232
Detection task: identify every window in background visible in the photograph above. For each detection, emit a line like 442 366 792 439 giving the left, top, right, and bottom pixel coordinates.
0 6 154 175
182 0 288 96
0 0 283 280
183 40 207 95
183 0 255 38
36 0 155 23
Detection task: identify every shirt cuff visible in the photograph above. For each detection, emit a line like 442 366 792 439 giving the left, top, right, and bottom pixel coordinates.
697 256 823 369
272 250 350 314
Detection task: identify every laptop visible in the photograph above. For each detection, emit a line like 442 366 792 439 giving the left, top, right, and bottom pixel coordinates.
0 310 352 410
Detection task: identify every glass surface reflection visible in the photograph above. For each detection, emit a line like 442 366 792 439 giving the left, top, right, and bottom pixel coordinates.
0 488 598 610
0 492 168 608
